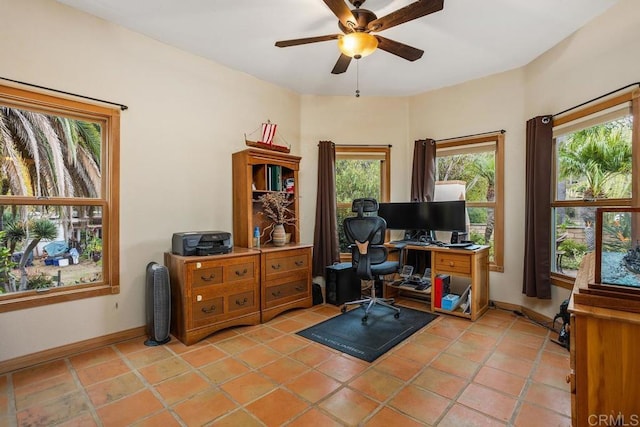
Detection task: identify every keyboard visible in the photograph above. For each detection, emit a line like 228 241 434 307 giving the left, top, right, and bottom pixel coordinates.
407 241 430 246
445 242 473 248
392 240 431 246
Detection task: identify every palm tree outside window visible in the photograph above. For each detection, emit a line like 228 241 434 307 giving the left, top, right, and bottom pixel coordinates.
0 84 119 312
551 98 634 283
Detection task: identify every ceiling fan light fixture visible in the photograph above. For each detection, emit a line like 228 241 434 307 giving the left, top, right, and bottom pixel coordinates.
338 32 378 58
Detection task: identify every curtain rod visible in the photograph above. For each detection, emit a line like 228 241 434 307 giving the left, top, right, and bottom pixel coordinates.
553 82 640 118
436 129 505 143
320 143 392 147
0 76 128 111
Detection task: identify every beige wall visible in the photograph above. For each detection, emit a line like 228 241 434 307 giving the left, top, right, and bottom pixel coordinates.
521 0 640 317
2 0 640 362
0 0 301 361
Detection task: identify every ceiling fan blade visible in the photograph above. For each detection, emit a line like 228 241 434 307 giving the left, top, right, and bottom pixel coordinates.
376 36 424 61
331 54 352 74
275 34 340 48
323 0 357 30
367 0 444 33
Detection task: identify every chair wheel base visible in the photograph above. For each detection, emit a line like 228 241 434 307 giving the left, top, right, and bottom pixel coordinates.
362 315 368 323
394 312 400 319
341 306 347 313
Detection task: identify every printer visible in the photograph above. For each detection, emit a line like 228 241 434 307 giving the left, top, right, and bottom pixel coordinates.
172 231 232 256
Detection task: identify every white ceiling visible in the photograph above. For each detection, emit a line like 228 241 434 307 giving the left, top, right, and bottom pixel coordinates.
56 0 619 97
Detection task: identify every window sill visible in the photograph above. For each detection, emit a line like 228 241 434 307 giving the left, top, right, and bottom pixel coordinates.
0 284 117 313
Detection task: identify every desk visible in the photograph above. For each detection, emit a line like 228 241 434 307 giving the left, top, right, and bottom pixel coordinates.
386 243 490 321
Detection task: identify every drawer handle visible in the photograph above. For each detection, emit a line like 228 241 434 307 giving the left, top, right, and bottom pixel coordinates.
235 268 248 276
201 273 216 281
235 297 248 306
295 285 305 292
271 290 282 297
294 260 304 267
271 263 281 270
201 304 217 313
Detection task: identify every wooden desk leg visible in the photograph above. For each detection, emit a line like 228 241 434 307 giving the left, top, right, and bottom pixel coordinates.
384 282 399 299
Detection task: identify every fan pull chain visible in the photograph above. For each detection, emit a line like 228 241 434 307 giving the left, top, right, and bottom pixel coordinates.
355 59 360 98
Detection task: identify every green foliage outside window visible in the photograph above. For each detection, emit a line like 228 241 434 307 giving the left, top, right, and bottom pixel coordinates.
335 159 381 203
335 158 384 254
557 118 632 200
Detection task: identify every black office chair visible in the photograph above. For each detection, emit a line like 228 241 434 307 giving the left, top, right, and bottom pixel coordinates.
341 198 400 323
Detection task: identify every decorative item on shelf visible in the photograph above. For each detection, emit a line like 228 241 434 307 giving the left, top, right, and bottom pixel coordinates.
258 192 297 246
285 178 295 193
272 224 287 247
244 120 291 153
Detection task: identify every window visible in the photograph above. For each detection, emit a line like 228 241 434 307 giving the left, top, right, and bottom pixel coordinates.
435 133 504 271
551 93 636 284
335 146 390 259
0 84 120 312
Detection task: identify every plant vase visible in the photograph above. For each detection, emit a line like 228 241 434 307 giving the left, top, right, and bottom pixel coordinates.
272 224 287 247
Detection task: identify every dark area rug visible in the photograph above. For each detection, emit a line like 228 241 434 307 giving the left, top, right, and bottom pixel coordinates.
297 305 438 362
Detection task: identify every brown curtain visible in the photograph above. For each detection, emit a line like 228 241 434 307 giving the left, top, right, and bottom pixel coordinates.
523 116 553 298
410 139 436 202
312 141 339 277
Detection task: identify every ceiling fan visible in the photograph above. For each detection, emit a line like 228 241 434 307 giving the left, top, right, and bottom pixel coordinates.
275 0 445 74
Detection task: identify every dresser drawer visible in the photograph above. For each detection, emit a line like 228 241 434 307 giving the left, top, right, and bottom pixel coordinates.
191 266 223 288
193 296 224 322
228 290 256 313
189 258 256 286
264 249 309 279
434 252 471 275
224 261 256 283
264 279 308 306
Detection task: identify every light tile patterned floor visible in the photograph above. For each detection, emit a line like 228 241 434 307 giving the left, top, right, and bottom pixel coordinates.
0 301 572 426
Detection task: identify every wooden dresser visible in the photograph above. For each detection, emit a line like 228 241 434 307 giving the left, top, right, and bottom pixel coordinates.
260 244 313 323
568 253 640 425
164 248 261 345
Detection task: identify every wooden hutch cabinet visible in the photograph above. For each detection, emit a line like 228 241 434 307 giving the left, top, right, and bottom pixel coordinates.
232 148 301 248
232 148 312 322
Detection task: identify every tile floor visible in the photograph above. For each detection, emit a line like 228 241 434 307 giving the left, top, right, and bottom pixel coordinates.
0 300 572 426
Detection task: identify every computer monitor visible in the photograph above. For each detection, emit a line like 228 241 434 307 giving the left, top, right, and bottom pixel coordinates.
428 200 467 232
376 202 430 231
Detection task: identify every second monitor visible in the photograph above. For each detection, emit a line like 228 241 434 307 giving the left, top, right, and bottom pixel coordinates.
377 200 467 236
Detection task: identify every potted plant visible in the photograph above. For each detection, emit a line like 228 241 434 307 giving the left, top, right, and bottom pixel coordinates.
258 192 296 246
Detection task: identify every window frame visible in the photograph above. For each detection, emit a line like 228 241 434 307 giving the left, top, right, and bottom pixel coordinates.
0 84 120 312
435 133 505 272
550 91 637 289
335 146 391 261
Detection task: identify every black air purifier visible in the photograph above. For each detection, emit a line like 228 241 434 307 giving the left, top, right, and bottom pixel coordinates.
145 262 171 346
